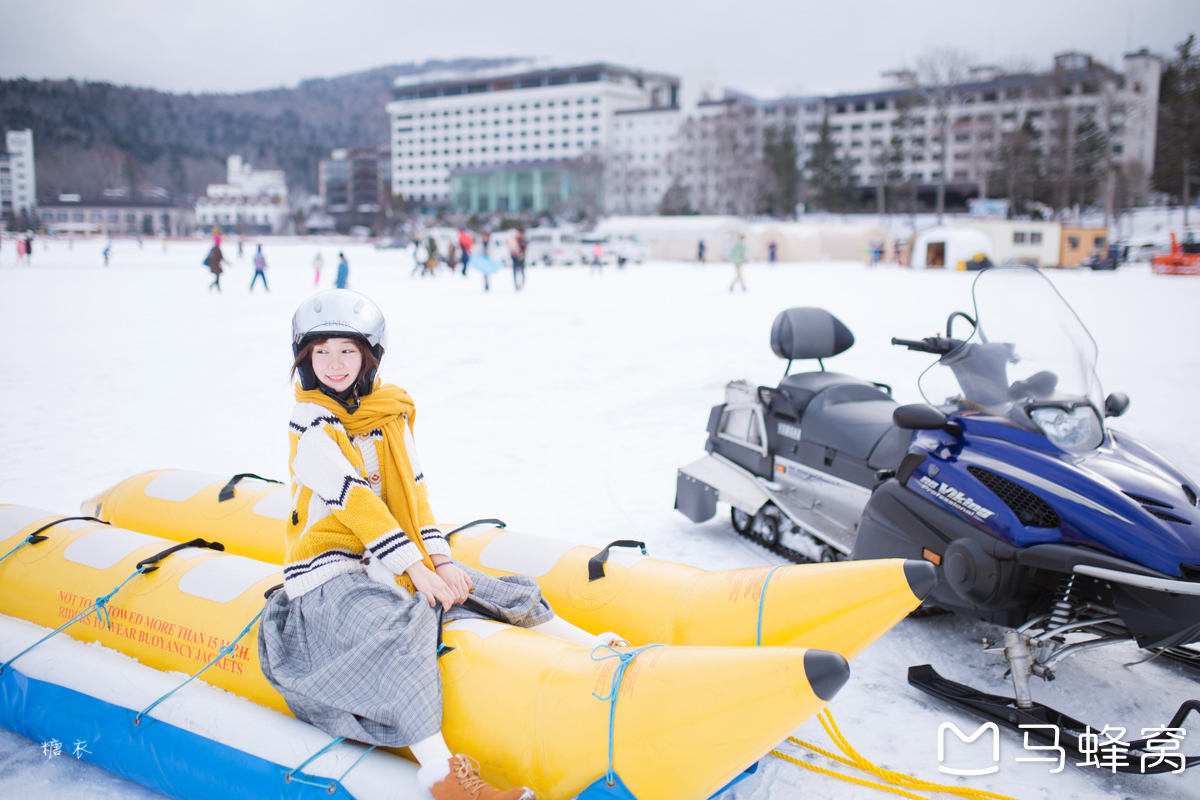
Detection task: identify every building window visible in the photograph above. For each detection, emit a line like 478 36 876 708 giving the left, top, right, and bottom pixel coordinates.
1013 232 1027 244
1030 232 1043 244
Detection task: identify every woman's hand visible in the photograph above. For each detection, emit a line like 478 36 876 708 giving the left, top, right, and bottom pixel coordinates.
405 562 457 610
432 560 472 605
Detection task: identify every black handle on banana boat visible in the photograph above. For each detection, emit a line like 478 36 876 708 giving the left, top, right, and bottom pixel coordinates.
445 519 507 538
137 539 225 573
218 473 284 502
22 516 108 545
589 540 648 582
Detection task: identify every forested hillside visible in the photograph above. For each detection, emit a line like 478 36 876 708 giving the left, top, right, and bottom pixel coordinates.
0 58 521 200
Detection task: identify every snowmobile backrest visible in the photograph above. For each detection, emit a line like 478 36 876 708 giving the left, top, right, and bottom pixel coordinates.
770 308 855 361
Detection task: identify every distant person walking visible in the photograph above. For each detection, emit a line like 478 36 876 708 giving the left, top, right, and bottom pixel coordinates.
591 240 604 273
15 237 25 262
313 252 324 286
24 234 33 265
250 244 269 292
205 242 227 292
729 235 748 293
103 241 112 267
426 237 440 276
335 252 349 289
508 229 527 290
458 228 474 276
446 241 457 275
768 241 778 265
697 239 706 265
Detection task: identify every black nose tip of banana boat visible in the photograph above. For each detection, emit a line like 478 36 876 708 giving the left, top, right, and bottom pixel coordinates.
805 649 851 702
903 559 938 602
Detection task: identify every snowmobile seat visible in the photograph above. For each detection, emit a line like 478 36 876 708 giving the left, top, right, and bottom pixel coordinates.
798 382 902 463
773 372 880 418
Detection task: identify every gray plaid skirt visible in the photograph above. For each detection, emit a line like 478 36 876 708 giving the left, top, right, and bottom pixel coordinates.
258 560 553 746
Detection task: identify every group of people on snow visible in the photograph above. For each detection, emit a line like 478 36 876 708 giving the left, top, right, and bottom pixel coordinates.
412 226 528 292
203 237 349 293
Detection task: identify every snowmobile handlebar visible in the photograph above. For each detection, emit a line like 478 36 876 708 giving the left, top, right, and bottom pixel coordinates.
891 336 962 355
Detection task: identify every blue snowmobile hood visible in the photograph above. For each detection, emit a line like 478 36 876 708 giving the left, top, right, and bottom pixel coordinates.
914 418 1200 578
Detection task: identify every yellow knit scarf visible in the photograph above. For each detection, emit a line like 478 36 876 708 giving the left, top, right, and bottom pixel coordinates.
294 380 435 575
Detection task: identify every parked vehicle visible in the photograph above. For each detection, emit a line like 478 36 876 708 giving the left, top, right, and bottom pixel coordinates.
1152 230 1200 276
674 267 1200 768
525 228 582 266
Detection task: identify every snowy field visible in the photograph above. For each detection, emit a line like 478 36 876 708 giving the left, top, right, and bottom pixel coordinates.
1 238 1198 800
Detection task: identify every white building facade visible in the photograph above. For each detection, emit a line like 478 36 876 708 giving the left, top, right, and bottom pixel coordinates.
779 50 1161 204
385 61 678 209
195 155 290 234
1 129 36 226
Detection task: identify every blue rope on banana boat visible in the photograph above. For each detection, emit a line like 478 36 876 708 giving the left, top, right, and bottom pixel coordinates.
757 565 783 647
0 535 42 568
285 735 347 792
0 516 106 569
134 606 267 726
590 643 666 787
0 564 148 676
339 745 377 782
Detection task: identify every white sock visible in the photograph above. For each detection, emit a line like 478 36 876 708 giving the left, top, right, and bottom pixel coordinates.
412 732 453 792
529 615 618 648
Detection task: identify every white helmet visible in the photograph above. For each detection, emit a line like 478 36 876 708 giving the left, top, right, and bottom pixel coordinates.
291 290 387 393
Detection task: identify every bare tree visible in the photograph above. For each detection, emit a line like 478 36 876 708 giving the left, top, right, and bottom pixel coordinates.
665 103 768 215
915 48 973 223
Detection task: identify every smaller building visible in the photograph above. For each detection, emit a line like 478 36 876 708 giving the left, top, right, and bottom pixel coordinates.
36 193 195 237
318 147 389 232
195 155 290 235
1 129 36 228
952 219 1062 267
1059 226 1108 268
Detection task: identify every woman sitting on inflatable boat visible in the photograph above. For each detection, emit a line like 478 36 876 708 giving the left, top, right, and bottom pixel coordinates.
260 290 620 800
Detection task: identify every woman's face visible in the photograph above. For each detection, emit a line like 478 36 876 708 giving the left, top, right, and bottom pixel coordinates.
311 338 363 393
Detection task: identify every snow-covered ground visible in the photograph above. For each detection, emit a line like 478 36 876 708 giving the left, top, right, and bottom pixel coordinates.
1 238 1198 800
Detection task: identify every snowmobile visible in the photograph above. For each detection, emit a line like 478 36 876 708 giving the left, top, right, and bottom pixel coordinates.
675 266 1200 770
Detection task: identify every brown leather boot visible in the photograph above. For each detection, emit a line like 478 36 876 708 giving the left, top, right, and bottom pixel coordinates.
430 755 533 800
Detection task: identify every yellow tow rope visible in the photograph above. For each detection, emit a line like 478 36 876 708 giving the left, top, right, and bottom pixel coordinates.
772 709 1021 800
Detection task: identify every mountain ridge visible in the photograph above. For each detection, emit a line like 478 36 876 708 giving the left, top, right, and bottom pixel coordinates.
0 57 525 201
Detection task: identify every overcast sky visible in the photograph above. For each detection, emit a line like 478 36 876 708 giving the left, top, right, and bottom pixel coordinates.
3 0 1197 98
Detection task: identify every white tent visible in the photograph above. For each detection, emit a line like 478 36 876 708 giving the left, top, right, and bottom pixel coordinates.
47 221 101 235
592 216 746 261
910 226 994 269
749 222 892 263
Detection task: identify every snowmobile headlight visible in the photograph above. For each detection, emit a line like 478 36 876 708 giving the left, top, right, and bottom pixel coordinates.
1030 406 1103 451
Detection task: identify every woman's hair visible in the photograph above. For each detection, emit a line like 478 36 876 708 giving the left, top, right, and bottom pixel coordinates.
291 336 379 385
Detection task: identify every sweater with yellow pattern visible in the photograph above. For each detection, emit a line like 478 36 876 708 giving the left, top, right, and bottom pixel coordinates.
284 401 451 599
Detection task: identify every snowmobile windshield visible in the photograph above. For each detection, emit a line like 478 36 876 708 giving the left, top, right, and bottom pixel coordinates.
918 267 1106 450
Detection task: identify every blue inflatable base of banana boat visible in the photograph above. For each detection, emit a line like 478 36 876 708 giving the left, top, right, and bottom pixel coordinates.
0 665 355 800
577 762 759 800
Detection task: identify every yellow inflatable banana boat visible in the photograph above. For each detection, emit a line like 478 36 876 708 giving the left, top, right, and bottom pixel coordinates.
84 470 934 658
0 504 853 800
